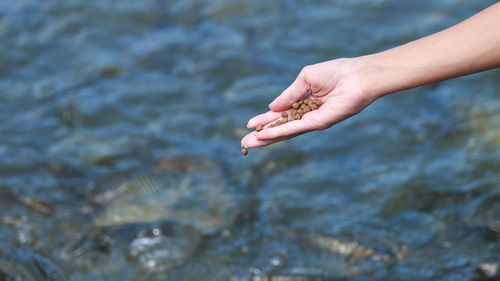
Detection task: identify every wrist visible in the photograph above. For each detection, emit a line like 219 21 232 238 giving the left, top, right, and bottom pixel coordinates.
350 55 394 100
352 51 428 100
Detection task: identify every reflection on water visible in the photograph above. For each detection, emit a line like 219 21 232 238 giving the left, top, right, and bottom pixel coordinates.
0 0 499 280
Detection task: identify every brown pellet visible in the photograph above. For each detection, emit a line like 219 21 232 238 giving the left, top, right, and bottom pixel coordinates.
314 99 323 106
241 97 324 154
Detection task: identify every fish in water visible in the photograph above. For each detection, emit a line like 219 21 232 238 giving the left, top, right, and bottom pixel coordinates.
298 231 396 266
58 220 202 272
0 189 56 216
416 190 474 211
92 171 239 234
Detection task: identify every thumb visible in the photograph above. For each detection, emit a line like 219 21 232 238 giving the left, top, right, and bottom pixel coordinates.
269 68 309 111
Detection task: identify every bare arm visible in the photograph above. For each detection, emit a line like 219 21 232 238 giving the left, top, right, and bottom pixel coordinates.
361 2 500 99
242 3 500 148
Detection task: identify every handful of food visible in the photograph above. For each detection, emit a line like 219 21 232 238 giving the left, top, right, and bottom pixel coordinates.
241 98 323 156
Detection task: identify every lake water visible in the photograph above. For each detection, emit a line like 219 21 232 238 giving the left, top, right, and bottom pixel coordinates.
0 0 499 280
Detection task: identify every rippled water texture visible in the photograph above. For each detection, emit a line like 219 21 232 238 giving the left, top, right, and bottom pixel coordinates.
1 0 499 280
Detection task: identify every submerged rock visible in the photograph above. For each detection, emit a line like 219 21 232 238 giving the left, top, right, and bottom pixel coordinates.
0 216 34 246
58 220 202 272
475 260 500 281
0 248 66 281
468 105 500 144
230 271 347 281
128 223 201 272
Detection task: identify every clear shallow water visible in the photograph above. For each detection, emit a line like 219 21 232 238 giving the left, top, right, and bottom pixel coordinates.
0 0 499 280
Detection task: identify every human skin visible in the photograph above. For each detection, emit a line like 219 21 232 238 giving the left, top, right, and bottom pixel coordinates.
241 2 500 148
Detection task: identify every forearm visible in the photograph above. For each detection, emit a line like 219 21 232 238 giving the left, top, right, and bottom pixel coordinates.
359 2 500 98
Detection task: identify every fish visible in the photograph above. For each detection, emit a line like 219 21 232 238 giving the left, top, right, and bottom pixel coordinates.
58 220 202 272
416 190 474 211
299 231 396 266
0 189 56 216
92 170 239 235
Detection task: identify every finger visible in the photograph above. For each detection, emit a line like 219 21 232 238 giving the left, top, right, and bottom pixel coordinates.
268 70 309 112
242 133 289 148
241 131 300 148
247 111 282 128
256 118 317 140
241 131 256 147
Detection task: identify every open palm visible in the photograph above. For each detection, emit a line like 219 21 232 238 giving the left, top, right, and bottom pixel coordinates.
241 58 377 148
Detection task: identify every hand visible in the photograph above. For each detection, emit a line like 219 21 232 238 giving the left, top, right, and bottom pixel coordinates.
241 3 500 149
241 58 379 148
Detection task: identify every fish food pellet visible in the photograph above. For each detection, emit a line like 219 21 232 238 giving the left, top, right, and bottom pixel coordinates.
243 98 324 153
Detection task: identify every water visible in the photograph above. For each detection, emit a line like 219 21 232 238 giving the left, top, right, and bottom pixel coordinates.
1 0 499 280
